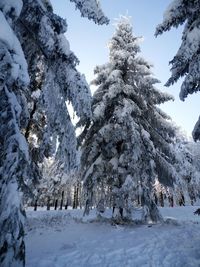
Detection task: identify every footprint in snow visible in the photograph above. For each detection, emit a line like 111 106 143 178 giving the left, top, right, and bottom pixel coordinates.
61 243 77 250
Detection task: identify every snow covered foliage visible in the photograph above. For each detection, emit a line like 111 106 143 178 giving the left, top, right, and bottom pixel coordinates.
33 157 82 210
187 141 200 173
80 16 180 222
0 1 31 266
155 1 200 141
183 141 200 200
173 139 200 205
16 0 92 175
0 0 106 265
70 0 109 25
154 136 200 207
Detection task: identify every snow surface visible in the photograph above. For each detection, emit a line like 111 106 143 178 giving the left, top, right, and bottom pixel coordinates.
26 206 200 267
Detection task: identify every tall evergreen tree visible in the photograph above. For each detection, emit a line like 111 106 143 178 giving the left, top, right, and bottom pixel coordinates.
16 0 93 175
155 1 200 141
0 0 108 266
16 0 108 176
0 1 31 266
80 16 180 222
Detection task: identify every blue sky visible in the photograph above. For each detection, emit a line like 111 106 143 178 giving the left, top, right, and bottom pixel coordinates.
51 0 200 138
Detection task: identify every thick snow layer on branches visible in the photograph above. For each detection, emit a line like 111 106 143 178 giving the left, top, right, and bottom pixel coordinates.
0 11 14 47
0 0 23 19
0 11 29 85
0 2 31 265
6 88 29 160
70 0 109 25
155 0 200 140
162 0 182 23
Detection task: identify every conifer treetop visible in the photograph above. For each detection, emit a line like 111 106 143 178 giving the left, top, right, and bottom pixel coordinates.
80 16 180 222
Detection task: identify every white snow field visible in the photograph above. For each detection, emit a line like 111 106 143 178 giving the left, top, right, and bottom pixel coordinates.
26 206 200 267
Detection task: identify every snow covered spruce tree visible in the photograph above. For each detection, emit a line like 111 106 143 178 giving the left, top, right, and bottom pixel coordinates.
14 0 109 198
0 1 31 266
154 136 200 207
16 0 108 176
0 0 108 266
155 1 200 140
80 16 180 222
177 140 200 204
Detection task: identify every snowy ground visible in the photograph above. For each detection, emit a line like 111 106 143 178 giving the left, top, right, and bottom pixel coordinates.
26 206 200 267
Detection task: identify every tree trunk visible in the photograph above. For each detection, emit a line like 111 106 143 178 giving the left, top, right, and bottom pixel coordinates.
73 186 77 209
65 199 68 210
169 195 174 207
76 186 79 208
54 199 58 210
137 194 141 205
154 193 158 205
119 207 123 218
47 196 50 210
60 191 64 210
34 199 38 211
160 191 164 207
83 198 90 216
